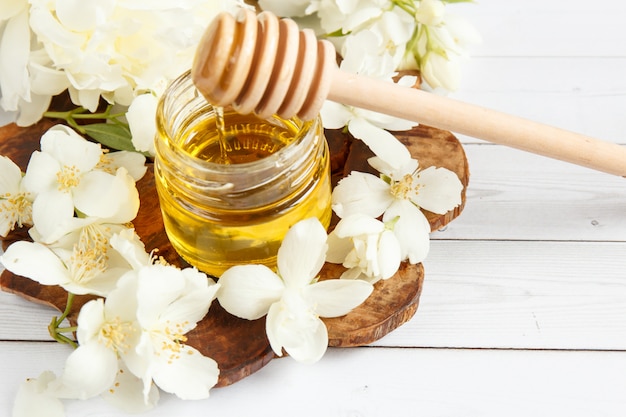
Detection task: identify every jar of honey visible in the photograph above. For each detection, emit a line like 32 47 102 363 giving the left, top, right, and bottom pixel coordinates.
154 71 332 277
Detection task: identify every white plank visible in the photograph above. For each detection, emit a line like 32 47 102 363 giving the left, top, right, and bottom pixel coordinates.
376 240 626 350
433 144 626 241
452 57 626 144
452 0 626 57
3 241 625 350
2 343 626 417
0 291 65 341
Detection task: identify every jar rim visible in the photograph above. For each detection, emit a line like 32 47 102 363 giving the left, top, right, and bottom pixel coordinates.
156 70 318 174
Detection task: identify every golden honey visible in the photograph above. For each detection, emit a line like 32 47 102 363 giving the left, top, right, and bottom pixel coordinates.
154 71 331 277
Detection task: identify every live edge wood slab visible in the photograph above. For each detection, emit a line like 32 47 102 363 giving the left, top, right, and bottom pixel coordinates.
0 114 468 387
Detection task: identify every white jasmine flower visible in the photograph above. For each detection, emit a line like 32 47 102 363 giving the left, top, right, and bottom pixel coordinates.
1 224 142 296
0 155 33 236
218 218 374 363
121 264 220 401
54 294 141 401
47 274 160 411
400 0 480 90
21 125 139 243
25 0 245 112
42 262 218 407
332 157 463 263
327 213 401 283
126 93 158 156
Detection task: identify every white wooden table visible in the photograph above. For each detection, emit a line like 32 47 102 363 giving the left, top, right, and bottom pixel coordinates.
2 0 626 415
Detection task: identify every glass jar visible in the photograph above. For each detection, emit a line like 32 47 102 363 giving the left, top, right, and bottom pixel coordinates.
154 71 332 277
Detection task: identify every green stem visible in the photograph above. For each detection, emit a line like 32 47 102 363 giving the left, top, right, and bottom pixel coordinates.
56 326 78 333
48 292 78 349
391 0 417 15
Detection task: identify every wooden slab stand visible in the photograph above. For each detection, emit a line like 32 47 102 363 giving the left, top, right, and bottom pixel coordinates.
0 115 468 387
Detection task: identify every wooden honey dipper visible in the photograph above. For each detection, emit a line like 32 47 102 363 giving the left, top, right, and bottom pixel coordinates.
192 9 626 177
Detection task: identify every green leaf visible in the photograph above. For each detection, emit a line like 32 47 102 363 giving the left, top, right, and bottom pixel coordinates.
82 123 137 152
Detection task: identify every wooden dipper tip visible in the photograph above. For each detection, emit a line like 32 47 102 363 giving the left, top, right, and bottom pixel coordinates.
192 9 336 121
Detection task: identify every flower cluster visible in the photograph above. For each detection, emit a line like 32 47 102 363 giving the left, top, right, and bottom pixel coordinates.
218 218 374 363
259 0 480 91
259 0 480 169
0 0 247 152
325 155 463 283
0 125 221 415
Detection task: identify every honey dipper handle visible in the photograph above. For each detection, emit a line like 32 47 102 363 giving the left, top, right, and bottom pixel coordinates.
330 70 626 177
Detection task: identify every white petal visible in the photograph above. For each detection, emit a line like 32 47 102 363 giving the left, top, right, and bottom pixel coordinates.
22 151 61 195
0 155 22 194
14 94 54 126
412 166 463 214
319 100 352 129
368 156 419 179
134 264 185 325
75 299 106 345
377 230 402 279
109 228 151 270
266 300 328 363
56 341 119 400
277 218 328 288
152 345 219 400
104 271 139 322
421 52 460 91
12 371 65 417
333 213 385 237
331 172 392 218
157 280 218 332
0 8 30 112
305 279 373 317
101 362 159 414
218 264 284 320
383 200 431 264
73 169 138 220
126 93 158 155
0 241 70 286
0 1 26 20
102 151 147 181
28 59 70 96
347 117 411 169
72 267 129 297
101 168 140 224
325 231 353 264
31 190 90 243
55 0 109 32
40 125 102 172
121 331 153 396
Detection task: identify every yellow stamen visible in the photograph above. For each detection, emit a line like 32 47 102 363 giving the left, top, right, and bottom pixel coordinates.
68 226 109 284
56 165 80 192
1 192 33 230
99 316 135 354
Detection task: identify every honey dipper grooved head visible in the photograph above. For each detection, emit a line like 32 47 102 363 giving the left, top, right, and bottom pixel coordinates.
192 9 337 121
